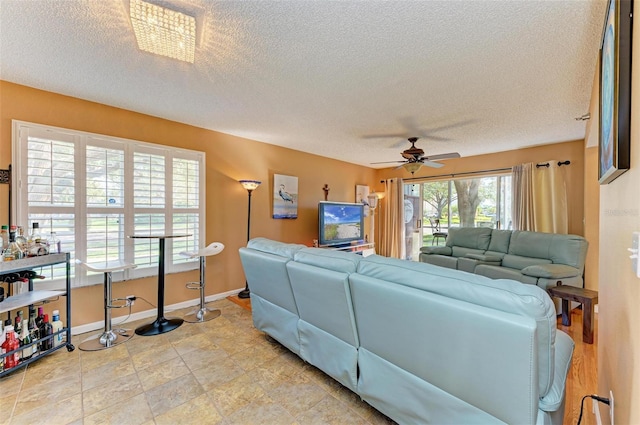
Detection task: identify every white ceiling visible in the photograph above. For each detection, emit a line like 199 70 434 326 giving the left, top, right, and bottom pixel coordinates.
0 0 607 168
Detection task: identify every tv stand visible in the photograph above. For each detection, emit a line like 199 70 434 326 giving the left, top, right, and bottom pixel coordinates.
319 242 375 256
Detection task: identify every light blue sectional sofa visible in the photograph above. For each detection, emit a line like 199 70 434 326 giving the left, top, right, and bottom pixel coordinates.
419 228 588 292
239 237 575 425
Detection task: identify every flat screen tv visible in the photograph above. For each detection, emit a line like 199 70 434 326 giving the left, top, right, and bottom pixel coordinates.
318 201 365 247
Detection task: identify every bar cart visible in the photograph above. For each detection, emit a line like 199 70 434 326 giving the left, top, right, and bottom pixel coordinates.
0 253 74 377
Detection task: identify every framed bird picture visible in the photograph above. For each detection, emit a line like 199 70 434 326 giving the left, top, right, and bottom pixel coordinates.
273 174 298 219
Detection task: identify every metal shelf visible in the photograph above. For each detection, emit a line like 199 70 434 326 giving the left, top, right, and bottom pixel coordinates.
0 252 74 377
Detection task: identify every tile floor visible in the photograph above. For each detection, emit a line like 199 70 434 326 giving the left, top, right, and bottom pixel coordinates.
0 299 395 425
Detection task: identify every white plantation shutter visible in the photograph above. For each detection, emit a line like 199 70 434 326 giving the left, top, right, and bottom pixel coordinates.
12 121 204 289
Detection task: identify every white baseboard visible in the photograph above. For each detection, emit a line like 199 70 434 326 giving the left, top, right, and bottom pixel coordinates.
71 288 243 335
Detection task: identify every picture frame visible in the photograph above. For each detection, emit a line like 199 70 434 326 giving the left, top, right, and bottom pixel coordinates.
355 184 370 216
273 174 298 219
598 0 632 184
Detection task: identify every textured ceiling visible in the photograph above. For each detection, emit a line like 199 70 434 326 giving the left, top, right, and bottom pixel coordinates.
0 0 607 168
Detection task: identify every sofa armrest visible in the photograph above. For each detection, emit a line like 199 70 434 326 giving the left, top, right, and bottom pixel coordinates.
419 246 452 255
521 264 580 279
539 331 575 412
464 253 502 263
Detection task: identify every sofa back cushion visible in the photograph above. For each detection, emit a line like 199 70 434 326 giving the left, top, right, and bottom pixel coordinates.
508 231 588 270
357 255 557 396
446 227 492 251
487 229 512 254
288 248 361 346
239 238 306 314
501 254 552 270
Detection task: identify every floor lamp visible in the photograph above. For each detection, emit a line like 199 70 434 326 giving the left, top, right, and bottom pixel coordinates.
238 179 261 299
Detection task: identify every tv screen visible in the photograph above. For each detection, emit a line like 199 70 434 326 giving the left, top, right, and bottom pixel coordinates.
318 201 364 247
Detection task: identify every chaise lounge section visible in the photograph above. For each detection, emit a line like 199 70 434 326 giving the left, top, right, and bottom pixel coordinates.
239 237 574 424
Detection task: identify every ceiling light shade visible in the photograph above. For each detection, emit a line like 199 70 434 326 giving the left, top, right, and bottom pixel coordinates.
403 162 422 174
129 0 196 63
239 179 261 192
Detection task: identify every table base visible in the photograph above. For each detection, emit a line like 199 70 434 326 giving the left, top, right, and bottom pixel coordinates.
135 317 184 336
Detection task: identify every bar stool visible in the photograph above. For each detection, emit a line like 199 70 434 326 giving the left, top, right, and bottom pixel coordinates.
180 242 224 323
79 260 137 351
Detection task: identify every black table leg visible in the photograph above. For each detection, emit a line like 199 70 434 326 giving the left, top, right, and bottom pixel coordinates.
135 237 183 336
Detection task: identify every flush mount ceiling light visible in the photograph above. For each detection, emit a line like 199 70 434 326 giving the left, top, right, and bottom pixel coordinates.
129 0 196 63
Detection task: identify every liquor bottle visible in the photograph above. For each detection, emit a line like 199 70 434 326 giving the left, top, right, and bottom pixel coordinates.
14 311 23 335
19 317 33 360
0 225 8 250
48 232 61 254
0 320 4 371
35 306 44 329
36 310 45 352
40 314 53 351
27 222 42 257
51 310 63 347
1 325 20 370
28 311 39 358
15 226 27 252
8 225 16 245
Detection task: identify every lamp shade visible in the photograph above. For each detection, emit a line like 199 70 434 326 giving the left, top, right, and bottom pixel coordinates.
239 180 261 191
367 193 379 210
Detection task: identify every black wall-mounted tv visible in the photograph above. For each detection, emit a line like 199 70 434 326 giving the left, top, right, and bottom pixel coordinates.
318 201 365 247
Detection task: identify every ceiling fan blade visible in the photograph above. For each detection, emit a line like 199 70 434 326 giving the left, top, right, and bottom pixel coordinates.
422 160 445 168
370 160 406 164
425 152 460 161
362 133 408 140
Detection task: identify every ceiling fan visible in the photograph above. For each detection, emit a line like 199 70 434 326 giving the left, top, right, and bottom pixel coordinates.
371 137 460 174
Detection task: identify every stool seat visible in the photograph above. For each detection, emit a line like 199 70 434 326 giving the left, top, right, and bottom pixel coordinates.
79 260 136 351
181 242 224 323
83 260 137 273
180 242 225 259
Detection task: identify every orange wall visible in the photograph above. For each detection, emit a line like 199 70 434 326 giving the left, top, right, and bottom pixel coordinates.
596 2 640 422
0 81 377 326
375 140 586 237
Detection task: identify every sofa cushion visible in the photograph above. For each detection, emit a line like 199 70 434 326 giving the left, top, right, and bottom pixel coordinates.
247 237 306 258
488 229 512 253
293 247 361 273
508 231 588 270
446 227 492 250
420 254 458 269
501 254 552 270
465 253 502 262
451 246 486 258
475 264 538 285
419 246 452 255
521 264 581 279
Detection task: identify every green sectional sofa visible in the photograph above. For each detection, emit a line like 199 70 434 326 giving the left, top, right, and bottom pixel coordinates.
419 227 588 292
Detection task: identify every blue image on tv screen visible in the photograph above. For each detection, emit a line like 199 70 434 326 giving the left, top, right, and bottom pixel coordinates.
321 203 363 243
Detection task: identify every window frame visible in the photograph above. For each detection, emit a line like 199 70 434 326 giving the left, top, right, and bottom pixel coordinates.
12 120 205 290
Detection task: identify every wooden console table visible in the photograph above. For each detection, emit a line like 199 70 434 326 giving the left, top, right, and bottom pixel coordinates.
547 284 598 344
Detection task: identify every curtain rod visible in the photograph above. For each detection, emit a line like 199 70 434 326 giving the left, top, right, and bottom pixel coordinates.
382 159 572 183
536 160 571 168
391 166 512 183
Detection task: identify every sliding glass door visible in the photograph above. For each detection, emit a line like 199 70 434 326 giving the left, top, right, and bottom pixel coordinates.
405 174 512 261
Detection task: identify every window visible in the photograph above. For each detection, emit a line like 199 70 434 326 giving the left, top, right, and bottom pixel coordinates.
404 174 512 261
12 121 205 289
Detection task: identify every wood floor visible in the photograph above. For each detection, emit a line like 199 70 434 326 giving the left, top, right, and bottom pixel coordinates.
561 307 598 425
228 295 597 424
